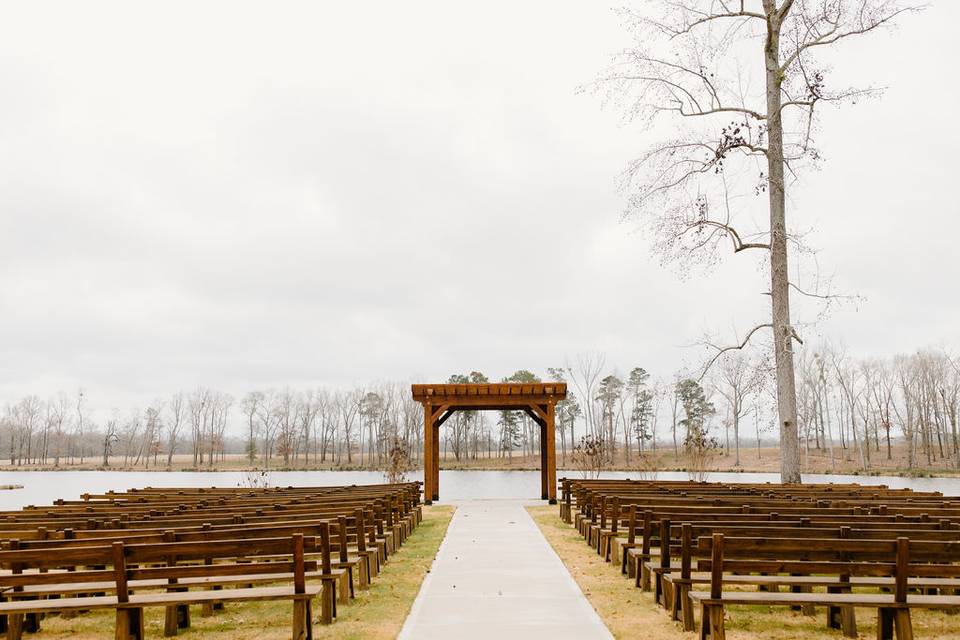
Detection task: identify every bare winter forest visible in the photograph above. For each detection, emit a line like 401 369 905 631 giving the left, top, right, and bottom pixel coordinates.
2 346 958 475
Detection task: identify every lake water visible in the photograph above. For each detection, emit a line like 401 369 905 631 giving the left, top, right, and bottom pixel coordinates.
2 469 960 510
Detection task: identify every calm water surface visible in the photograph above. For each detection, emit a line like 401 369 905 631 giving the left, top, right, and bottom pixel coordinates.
1 469 959 510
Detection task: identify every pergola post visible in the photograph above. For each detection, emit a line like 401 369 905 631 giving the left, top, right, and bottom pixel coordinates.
431 422 440 502
423 404 433 505
546 402 557 504
539 411 548 500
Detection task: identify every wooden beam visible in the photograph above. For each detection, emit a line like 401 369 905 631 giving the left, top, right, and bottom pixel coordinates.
423 404 433 505
420 398 563 411
428 404 449 424
540 424 548 500
546 402 557 504
412 383 566 402
436 409 456 428
432 423 440 501
523 408 544 427
529 403 549 423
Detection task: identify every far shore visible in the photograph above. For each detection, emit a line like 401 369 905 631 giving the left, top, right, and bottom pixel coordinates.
0 445 957 479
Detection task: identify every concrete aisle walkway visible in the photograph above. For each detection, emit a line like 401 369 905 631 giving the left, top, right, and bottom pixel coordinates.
399 499 613 640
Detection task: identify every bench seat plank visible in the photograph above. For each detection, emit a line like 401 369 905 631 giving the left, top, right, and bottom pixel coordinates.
689 590 960 608
0 585 321 614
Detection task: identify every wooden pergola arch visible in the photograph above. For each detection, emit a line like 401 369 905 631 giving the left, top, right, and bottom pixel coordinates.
411 382 567 504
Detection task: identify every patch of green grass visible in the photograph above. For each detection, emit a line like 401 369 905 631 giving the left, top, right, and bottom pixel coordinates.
30 505 455 639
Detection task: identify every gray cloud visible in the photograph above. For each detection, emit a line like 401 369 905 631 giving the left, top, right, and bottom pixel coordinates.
0 1 957 419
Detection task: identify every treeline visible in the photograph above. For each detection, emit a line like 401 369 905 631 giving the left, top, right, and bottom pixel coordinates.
2 346 958 471
796 346 960 471
0 362 729 470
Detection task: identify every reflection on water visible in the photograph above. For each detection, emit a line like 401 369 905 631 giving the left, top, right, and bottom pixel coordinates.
1 469 958 510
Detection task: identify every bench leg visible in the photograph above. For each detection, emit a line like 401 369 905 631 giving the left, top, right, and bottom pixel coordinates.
640 562 651 592
680 585 696 632
6 614 22 640
292 599 312 640
338 572 350 606
164 606 179 637
115 608 144 640
791 581 815 616
893 608 913 640
827 586 857 637
828 604 858 638
364 551 378 579
320 581 336 625
654 571 665 605
164 604 191 636
879 608 913 640
841 606 858 639
201 585 225 616
699 603 725 640
358 557 370 589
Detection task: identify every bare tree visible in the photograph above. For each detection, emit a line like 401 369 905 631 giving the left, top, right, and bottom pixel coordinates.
187 388 209 467
47 393 70 467
298 390 321 465
102 416 120 466
166 392 186 467
591 0 921 483
714 352 764 467
337 389 363 465
567 353 605 440
74 389 87 465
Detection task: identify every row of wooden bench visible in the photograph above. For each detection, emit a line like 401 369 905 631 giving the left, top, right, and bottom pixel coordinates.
0 482 423 639
560 478 960 640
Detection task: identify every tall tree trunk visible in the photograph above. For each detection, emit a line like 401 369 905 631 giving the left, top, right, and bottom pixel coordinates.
765 18 801 484
733 405 741 467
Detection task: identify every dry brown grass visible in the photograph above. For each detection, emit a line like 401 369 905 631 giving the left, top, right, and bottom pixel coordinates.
25 505 455 640
528 505 960 640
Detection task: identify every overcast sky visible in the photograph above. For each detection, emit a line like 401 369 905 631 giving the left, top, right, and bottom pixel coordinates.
1 1 957 416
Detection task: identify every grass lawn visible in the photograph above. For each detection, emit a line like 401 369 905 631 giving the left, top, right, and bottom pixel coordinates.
527 505 960 640
28 504 455 640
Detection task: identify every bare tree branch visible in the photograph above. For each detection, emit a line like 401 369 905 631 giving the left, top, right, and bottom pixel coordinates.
699 323 773 381
780 4 926 74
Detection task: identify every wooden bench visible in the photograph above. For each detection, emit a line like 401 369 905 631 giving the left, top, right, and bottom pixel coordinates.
0 483 425 636
0 533 320 640
654 523 959 631
689 534 960 640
